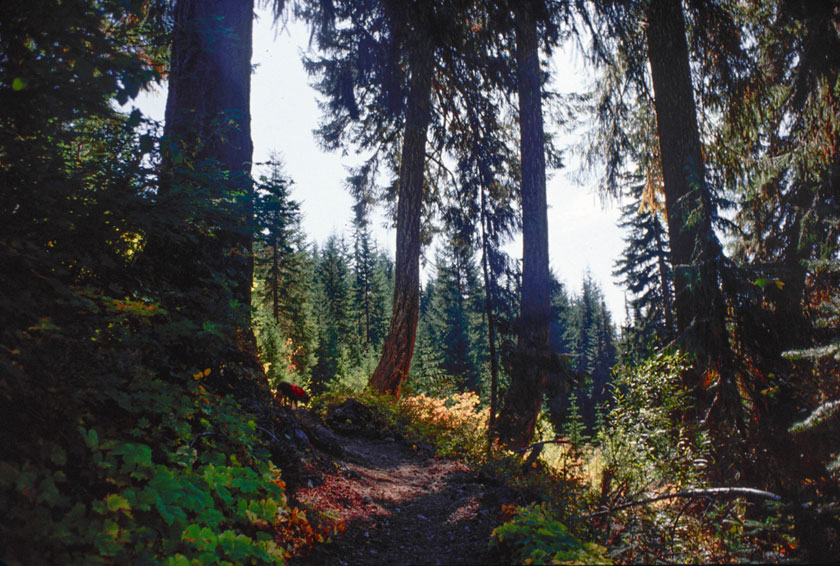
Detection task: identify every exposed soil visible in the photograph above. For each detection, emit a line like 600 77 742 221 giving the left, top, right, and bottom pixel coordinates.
283 406 514 566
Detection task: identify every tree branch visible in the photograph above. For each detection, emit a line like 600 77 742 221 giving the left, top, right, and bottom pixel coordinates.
586 487 797 518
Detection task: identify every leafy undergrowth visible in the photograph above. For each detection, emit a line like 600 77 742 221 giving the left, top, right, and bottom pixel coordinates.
1 361 332 566
3 348 798 565
579 352 803 563
491 502 610 565
273 499 343 561
304 352 804 564
309 388 610 565
2 373 286 565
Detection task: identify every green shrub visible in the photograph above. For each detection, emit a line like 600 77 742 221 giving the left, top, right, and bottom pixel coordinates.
596 350 709 497
490 503 610 565
1 369 289 566
590 350 756 563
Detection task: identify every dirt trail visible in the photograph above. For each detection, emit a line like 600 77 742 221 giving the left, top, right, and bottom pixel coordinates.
288 430 512 566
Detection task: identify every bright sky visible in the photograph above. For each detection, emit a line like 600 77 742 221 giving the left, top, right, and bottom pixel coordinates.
134 9 628 324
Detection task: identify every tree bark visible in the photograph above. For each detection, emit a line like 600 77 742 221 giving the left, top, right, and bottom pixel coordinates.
645 0 747 438
645 0 729 374
165 0 254 178
165 0 254 310
495 1 552 450
368 35 434 397
159 0 260 381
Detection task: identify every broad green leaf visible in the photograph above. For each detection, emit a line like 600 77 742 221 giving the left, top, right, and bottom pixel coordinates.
164 554 191 566
81 427 99 450
106 493 131 513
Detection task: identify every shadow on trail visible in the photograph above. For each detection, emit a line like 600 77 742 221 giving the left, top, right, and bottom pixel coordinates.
288 433 512 566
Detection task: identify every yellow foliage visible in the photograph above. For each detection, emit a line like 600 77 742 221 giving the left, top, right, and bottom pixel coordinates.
106 298 159 317
117 231 145 259
402 391 488 435
192 368 212 380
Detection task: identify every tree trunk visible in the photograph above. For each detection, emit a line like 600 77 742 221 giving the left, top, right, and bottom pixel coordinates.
165 0 254 309
368 37 434 397
645 0 728 359
160 0 259 381
165 0 254 176
495 1 552 450
654 218 675 335
645 0 737 424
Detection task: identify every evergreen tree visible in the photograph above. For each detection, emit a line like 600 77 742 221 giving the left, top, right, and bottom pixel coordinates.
563 274 618 430
406 0 527 440
563 392 589 451
426 239 484 392
496 0 558 450
373 248 395 342
582 0 746 437
721 1 840 400
351 203 377 351
613 179 676 363
253 156 316 382
544 274 575 429
644 0 731 380
549 274 574 358
298 0 549 400
349 188 391 353
157 0 260 386
409 280 453 396
592 298 619 400
296 0 460 396
583 2 838 550
311 235 354 392
713 4 840 555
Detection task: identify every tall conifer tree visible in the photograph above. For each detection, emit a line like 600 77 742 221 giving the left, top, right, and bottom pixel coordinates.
253 158 316 379
311 235 354 391
427 240 484 392
644 0 741 428
297 0 452 396
614 179 676 362
496 0 553 449
157 0 259 385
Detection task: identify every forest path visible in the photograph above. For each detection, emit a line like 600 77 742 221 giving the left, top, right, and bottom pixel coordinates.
287 426 511 566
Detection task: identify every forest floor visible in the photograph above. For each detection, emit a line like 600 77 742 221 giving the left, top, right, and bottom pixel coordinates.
283 405 514 566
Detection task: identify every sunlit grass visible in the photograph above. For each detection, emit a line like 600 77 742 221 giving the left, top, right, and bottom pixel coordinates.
540 441 607 497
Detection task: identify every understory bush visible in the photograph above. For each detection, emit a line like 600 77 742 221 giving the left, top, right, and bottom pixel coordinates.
596 351 709 499
489 502 610 565
584 350 800 563
1 360 291 566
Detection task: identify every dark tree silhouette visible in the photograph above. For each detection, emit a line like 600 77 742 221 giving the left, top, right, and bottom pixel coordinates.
645 0 727 363
614 179 676 362
494 1 553 450
157 0 259 381
296 0 446 396
642 0 746 433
